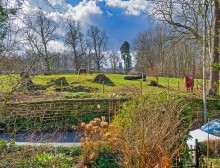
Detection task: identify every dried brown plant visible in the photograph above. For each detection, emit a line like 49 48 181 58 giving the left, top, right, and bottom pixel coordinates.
109 94 190 168
78 117 113 167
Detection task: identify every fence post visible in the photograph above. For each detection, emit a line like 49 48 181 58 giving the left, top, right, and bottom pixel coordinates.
207 118 210 168
140 81 143 95
156 76 159 85
177 81 180 93
210 162 213 168
102 81 105 94
109 104 111 123
195 139 199 168
61 80 63 92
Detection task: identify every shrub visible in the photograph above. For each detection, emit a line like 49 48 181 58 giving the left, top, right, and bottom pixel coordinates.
23 152 73 168
110 93 191 168
78 117 122 167
90 145 123 168
199 140 220 158
0 139 81 167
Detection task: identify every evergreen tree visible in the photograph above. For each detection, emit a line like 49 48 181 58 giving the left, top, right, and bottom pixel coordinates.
120 41 131 74
0 2 16 53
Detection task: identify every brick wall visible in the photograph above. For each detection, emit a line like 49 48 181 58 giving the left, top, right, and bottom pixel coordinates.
2 99 128 121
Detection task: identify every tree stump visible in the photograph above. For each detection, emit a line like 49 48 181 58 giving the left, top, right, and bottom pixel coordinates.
19 71 46 91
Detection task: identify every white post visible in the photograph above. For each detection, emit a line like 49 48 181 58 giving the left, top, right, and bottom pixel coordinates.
203 0 208 124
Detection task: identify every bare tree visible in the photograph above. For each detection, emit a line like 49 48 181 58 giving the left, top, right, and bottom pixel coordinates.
134 27 157 73
87 25 108 72
65 20 86 73
148 0 219 95
134 24 200 78
24 10 58 73
208 0 219 95
108 51 120 73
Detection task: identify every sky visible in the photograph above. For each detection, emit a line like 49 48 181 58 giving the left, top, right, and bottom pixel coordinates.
15 0 155 51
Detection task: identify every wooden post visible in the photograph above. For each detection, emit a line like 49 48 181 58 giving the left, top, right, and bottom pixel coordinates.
102 81 105 94
195 139 199 168
177 81 180 93
109 107 111 123
156 76 159 87
207 118 210 167
140 81 143 95
61 80 63 92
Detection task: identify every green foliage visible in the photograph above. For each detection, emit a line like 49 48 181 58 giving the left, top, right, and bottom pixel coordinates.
54 145 81 157
211 63 220 71
54 84 98 92
91 145 123 168
0 2 16 52
64 92 128 99
0 116 70 132
120 41 130 59
120 41 131 74
22 152 73 168
0 4 8 23
0 139 81 167
0 112 111 133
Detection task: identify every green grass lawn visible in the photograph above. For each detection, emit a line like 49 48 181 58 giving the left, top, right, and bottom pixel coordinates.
32 73 203 94
30 74 187 94
0 73 204 101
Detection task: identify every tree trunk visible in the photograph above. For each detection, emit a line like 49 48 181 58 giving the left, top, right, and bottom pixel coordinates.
208 0 220 96
45 57 51 72
97 62 101 73
73 46 80 73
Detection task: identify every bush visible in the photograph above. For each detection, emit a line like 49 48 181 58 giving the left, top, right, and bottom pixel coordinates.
199 140 220 158
90 145 123 168
0 139 81 167
110 93 191 168
23 152 73 168
79 117 122 167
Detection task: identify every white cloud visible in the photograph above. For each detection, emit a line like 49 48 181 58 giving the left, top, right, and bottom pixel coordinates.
16 0 103 27
63 1 103 25
105 0 149 16
48 40 67 53
47 0 64 6
8 0 104 54
44 0 103 28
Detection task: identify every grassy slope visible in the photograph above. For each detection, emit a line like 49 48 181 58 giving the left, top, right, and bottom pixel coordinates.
0 73 203 95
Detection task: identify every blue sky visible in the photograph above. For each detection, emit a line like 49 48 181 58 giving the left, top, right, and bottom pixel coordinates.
63 0 153 50
91 12 152 50
17 0 155 51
